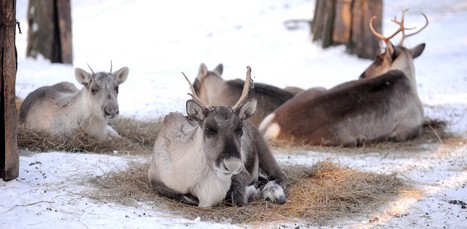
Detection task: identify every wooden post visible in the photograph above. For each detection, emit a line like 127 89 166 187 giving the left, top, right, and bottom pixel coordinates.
1 0 19 181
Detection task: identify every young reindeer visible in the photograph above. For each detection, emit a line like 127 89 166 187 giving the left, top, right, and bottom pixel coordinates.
19 64 129 139
259 11 428 146
193 63 296 127
148 66 288 207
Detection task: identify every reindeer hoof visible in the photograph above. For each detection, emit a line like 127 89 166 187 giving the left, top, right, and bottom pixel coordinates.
261 180 286 204
181 194 199 206
245 185 260 202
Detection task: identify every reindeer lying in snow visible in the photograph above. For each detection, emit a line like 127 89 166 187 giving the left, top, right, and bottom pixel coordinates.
192 63 296 127
19 65 129 139
148 66 288 207
260 11 428 146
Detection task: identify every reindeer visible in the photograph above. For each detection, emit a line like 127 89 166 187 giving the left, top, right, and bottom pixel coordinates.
19 64 129 139
148 66 288 207
192 63 296 127
259 11 428 147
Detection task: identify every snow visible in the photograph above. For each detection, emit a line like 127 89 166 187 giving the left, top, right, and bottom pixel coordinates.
2 0 467 228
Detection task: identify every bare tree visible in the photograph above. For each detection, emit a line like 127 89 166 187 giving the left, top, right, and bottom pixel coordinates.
26 0 72 64
1 0 19 181
312 0 383 59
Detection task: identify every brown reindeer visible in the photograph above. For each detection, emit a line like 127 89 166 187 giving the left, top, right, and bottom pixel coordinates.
193 63 296 127
259 11 428 146
148 66 288 207
19 65 129 139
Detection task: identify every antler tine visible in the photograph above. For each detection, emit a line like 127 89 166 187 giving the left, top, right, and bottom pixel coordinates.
232 66 253 110
182 72 212 110
109 60 113 73
86 63 95 75
369 16 403 46
399 13 429 45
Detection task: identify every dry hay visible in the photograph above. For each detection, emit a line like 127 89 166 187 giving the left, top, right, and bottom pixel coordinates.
17 117 162 155
17 115 451 156
271 118 453 153
87 160 409 226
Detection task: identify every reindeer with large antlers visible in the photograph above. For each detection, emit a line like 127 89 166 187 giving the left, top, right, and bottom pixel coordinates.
259 11 428 146
148 66 288 207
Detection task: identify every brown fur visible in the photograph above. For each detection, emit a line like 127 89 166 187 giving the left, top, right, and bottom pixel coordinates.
193 63 295 127
260 44 426 146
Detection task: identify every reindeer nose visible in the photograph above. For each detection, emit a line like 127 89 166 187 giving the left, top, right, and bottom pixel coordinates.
104 106 119 118
222 158 242 175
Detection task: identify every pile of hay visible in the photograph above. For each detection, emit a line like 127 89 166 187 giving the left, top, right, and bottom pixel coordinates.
87 160 410 226
17 117 162 155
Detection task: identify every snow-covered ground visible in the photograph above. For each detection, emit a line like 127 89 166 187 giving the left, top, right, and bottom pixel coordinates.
2 0 466 228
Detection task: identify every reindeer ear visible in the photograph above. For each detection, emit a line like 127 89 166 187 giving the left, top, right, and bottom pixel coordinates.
213 64 223 75
198 63 209 80
385 42 396 60
410 43 425 58
237 99 256 121
186 100 206 121
75 68 92 87
114 67 129 84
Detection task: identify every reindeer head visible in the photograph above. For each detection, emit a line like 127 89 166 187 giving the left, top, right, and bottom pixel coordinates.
360 10 428 80
192 63 224 105
74 64 129 120
184 66 256 176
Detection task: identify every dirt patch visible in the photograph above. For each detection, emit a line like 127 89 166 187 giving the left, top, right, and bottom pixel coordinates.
86 160 413 226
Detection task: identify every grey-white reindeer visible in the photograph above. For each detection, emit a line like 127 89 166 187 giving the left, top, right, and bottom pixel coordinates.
19 64 129 139
260 11 428 146
148 66 288 207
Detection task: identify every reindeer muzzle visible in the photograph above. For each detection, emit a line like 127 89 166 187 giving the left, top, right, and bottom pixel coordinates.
217 158 243 176
104 104 119 119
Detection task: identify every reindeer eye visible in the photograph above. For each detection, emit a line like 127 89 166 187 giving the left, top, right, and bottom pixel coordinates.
114 86 119 94
91 87 99 95
235 124 243 137
375 55 384 65
204 126 217 138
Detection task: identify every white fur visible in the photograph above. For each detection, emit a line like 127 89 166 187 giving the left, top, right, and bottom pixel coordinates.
259 114 281 142
261 180 285 203
148 112 234 207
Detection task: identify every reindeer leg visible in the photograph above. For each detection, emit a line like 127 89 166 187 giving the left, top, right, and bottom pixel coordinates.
251 126 288 204
149 180 199 206
254 129 288 187
225 170 250 206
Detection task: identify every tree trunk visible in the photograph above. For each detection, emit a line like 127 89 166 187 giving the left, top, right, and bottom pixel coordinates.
312 0 382 59
1 0 19 181
312 0 337 48
347 0 382 59
26 0 72 64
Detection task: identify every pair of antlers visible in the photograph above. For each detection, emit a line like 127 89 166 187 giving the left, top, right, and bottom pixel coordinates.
86 60 114 75
370 9 429 47
183 66 253 111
